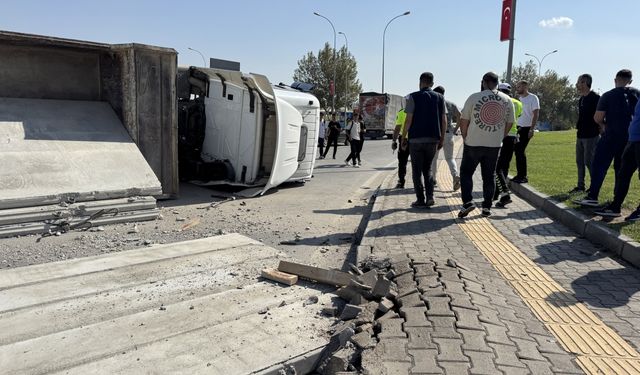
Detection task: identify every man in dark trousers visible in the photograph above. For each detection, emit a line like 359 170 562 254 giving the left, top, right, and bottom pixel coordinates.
572 74 600 193
392 106 409 188
322 113 341 159
401 72 446 208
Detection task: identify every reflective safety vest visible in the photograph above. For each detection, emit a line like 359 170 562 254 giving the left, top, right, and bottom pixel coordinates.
396 109 407 136
509 98 523 137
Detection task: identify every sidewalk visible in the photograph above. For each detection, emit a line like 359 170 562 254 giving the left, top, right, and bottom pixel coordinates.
357 148 640 374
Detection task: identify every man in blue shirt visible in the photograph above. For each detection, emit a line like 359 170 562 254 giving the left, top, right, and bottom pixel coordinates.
401 72 446 208
576 69 640 207
595 100 640 221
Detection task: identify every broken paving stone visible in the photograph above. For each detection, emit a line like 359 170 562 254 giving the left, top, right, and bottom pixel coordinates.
349 263 364 276
258 307 269 315
303 295 319 306
321 307 338 317
377 298 394 313
337 327 355 347
340 304 362 320
358 270 378 289
372 277 391 298
350 331 376 350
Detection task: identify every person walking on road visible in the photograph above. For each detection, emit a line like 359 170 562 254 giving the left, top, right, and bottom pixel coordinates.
318 112 327 159
512 80 540 184
576 69 640 207
431 86 461 191
392 106 410 188
493 83 522 208
401 72 446 208
323 114 341 159
345 115 363 167
595 100 640 221
571 74 601 193
356 115 366 166
458 72 515 218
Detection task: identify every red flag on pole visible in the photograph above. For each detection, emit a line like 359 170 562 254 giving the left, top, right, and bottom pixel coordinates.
500 0 512 41
329 80 335 96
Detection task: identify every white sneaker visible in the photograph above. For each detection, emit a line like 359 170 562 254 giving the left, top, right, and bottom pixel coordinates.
344 160 350 166
353 164 360 168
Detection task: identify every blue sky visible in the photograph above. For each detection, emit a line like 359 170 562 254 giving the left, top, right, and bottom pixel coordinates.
3 0 639 107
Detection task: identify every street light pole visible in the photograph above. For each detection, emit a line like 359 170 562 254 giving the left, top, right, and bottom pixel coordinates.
524 49 558 76
338 31 349 113
382 11 410 93
187 47 207 67
314 12 337 113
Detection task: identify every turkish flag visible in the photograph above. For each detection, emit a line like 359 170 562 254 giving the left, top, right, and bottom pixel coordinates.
500 0 512 41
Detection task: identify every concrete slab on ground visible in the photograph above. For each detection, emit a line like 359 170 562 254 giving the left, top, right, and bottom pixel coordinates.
0 233 335 374
0 97 161 209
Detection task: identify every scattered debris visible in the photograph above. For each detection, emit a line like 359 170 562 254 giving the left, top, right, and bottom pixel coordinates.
180 218 200 231
261 268 298 286
257 307 269 315
303 295 319 306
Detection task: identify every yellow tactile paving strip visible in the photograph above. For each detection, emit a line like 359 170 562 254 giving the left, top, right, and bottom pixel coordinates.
432 153 640 374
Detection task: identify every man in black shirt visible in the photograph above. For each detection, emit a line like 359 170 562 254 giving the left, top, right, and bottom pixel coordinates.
322 114 341 159
572 74 601 193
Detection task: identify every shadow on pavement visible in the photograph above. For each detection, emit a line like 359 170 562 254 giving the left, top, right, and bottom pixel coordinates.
314 205 369 216
520 222 576 237
569 267 640 308
369 217 454 237
533 238 607 266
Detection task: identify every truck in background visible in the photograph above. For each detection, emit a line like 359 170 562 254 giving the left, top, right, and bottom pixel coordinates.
358 92 405 139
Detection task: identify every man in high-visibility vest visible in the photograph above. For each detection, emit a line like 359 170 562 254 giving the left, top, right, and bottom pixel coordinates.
392 105 409 188
494 83 523 207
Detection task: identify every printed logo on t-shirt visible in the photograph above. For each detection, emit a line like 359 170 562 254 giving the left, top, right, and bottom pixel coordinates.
473 94 506 132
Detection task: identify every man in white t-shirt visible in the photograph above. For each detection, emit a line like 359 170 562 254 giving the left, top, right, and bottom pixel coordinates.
457 72 515 218
512 80 540 183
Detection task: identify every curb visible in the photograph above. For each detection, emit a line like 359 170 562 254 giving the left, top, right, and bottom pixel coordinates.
509 181 640 268
356 170 397 265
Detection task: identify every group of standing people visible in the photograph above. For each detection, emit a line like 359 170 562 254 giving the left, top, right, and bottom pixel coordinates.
571 69 640 222
317 112 366 167
391 70 548 217
391 71 533 217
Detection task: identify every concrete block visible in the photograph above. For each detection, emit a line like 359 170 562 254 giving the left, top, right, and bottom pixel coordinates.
621 241 640 268
398 293 423 308
378 297 394 313
336 286 361 302
378 318 407 339
323 347 354 374
358 269 378 289
321 307 338 317
584 221 625 256
337 327 355 347
340 304 362 320
399 306 431 328
353 302 378 326
385 269 396 280
278 260 353 286
350 331 376 349
377 310 400 321
372 277 391 298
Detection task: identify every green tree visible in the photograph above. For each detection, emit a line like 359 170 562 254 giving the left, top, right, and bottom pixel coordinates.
502 61 579 130
293 43 362 112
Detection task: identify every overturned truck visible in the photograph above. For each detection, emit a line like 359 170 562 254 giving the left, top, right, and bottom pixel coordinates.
0 30 319 237
177 67 320 195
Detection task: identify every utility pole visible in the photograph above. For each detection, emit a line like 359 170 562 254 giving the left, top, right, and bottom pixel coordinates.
505 0 517 84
